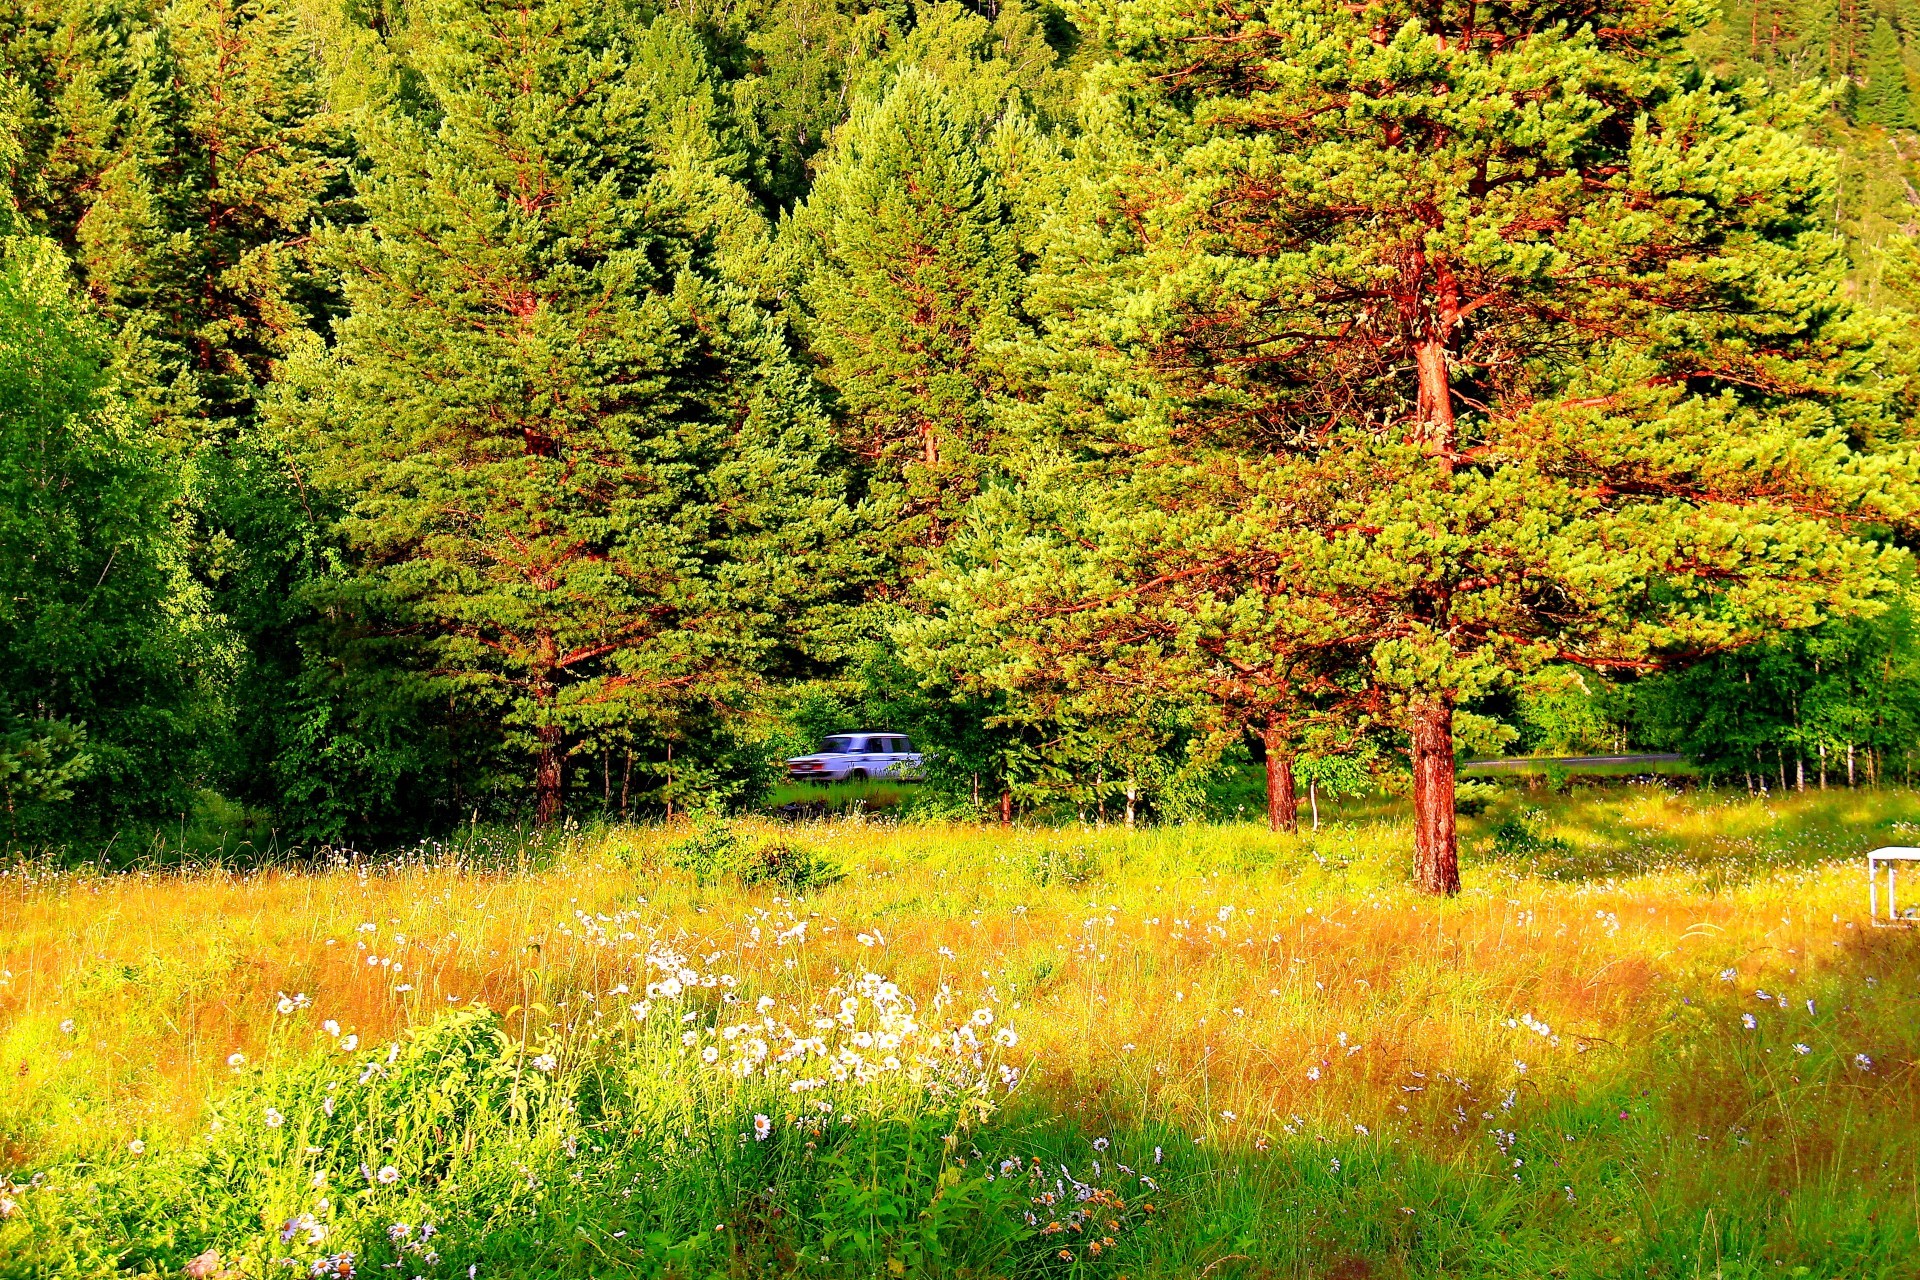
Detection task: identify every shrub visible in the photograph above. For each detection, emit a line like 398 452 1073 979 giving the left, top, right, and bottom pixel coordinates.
669 817 841 890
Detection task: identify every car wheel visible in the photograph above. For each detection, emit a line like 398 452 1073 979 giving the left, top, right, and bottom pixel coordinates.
848 769 867 782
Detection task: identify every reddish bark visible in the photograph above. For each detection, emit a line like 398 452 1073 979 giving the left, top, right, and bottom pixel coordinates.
1409 698 1460 895
533 629 564 827
535 720 564 828
1000 789 1013 826
1263 717 1298 833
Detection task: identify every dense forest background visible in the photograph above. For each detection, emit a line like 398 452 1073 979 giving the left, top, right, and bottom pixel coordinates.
5 0 1920 852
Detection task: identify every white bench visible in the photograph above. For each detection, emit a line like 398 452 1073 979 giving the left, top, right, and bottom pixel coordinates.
1867 847 1920 927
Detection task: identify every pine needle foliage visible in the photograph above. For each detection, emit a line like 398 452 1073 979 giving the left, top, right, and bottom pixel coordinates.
281 0 844 824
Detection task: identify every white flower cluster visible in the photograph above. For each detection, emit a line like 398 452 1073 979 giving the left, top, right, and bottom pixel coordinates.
632 943 1020 1100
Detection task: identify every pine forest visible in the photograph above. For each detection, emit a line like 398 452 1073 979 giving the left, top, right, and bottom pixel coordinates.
7 0 1920 895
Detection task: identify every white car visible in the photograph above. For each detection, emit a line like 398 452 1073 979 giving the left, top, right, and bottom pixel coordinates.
787 733 923 783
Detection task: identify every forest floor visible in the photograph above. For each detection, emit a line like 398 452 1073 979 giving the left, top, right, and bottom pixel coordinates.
1 786 1917 1278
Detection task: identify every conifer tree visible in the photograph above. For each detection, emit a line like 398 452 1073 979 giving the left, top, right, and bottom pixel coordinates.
1856 16 1914 127
930 0 1912 890
3 0 346 432
790 69 1027 595
282 0 843 824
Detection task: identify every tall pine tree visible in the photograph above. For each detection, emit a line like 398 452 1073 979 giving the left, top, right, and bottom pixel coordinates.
924 0 1912 890
1856 16 1914 127
281 0 843 824
790 69 1028 596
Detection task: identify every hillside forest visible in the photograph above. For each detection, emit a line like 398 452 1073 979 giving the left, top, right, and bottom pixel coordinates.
8 0 1920 891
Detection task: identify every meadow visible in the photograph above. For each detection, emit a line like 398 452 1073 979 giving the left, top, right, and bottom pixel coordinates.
2 784 1917 1279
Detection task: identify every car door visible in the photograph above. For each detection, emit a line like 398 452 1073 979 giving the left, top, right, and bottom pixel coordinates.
891 736 920 779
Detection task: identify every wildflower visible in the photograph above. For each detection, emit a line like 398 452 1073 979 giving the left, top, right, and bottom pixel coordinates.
1742 1014 1756 1030
994 1027 1018 1047
323 1097 335 1117
754 1114 772 1141
1306 1067 1320 1081
376 1166 400 1185
227 1052 247 1068
1221 1111 1236 1122
681 1030 699 1048
757 995 774 1013
701 1047 719 1064
531 1054 557 1073
1718 969 1736 982
128 1139 145 1155
264 1107 285 1129
341 1035 359 1052
388 1223 412 1243
310 1253 355 1279
323 1020 340 1037
971 1008 994 1027
278 995 297 1015
1153 1147 1163 1165
1805 999 1816 1015
1793 1043 1811 1055
1329 1158 1341 1173
1354 1124 1369 1136
1092 1137 1109 1151
58 1019 74 1035
1855 1054 1873 1071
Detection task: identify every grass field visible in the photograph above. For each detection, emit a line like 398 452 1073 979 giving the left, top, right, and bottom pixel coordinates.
2 785 1918 1278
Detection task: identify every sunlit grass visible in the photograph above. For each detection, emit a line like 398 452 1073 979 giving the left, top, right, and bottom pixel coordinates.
2 786 1918 1277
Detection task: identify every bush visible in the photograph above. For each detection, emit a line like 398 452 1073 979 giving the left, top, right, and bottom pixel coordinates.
669 817 841 891
1489 809 1575 859
1453 780 1502 817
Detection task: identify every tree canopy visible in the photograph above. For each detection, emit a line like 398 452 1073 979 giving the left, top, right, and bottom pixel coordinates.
2 0 1918 890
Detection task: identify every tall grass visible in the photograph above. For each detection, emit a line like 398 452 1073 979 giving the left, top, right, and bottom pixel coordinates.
3 786 1918 1277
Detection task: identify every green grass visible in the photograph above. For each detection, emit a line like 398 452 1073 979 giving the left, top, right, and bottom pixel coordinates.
760 778 923 813
3 787 1918 1278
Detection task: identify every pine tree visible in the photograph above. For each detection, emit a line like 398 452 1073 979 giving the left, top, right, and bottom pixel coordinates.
281 0 843 824
791 70 1027 596
931 0 1911 891
3 0 347 433
1856 16 1914 127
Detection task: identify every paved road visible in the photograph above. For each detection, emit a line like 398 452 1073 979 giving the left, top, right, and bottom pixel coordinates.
1462 753 1685 771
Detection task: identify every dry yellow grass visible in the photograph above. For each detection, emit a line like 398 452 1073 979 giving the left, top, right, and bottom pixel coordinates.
4 785 1914 1178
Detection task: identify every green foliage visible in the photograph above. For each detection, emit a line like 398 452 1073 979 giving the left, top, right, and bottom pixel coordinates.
1489 808 1577 860
0 239 213 834
1857 17 1915 128
669 815 843 889
0 720 91 837
1630 593 1920 787
790 67 1029 600
279 0 847 821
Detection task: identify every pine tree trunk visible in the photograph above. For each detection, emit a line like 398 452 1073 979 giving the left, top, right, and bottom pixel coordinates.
1848 743 1856 787
1410 698 1460 895
1000 789 1012 826
1263 718 1298 833
535 720 564 827
1125 779 1138 830
533 634 564 827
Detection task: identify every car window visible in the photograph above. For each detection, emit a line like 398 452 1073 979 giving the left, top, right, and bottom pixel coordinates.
821 736 856 753
897 738 914 753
